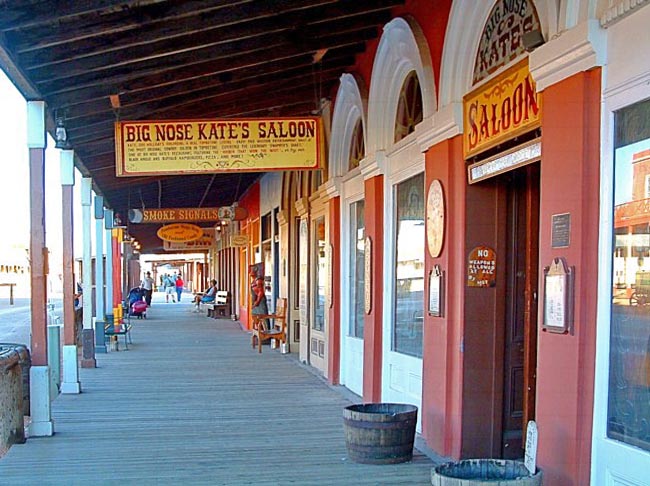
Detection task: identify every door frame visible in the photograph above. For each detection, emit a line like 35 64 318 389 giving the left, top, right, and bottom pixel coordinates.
592 68 650 484
340 173 365 396
381 141 425 428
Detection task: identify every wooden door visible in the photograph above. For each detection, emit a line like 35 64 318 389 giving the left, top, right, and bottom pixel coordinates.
502 164 539 458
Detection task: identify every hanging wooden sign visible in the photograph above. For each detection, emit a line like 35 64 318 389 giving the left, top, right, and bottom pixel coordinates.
463 60 542 159
163 229 214 251
467 246 497 287
115 117 323 176
156 223 203 243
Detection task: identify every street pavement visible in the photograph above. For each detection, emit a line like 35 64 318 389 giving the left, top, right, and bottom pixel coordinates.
0 296 63 349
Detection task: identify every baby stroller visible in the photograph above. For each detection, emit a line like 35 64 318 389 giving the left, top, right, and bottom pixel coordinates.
128 287 147 319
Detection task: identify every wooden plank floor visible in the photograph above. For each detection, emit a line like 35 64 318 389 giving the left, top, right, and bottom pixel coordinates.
0 298 436 485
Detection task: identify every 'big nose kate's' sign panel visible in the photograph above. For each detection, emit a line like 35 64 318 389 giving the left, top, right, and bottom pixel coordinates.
115 116 323 176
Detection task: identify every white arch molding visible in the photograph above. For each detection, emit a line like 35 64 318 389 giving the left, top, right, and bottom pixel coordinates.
328 73 368 179
367 16 436 154
438 0 561 108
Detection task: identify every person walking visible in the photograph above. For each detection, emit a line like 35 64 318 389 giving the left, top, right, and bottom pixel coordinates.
175 273 184 302
164 274 176 303
140 271 155 307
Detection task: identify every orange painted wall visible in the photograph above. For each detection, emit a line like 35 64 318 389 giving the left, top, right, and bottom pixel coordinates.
536 69 600 485
363 175 384 402
237 182 260 327
327 197 341 384
423 135 466 458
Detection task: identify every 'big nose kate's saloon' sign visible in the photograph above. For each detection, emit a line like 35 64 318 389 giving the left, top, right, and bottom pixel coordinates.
463 59 542 159
157 223 204 243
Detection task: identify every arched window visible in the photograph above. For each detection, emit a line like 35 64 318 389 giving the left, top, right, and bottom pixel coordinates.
348 117 365 170
394 71 423 143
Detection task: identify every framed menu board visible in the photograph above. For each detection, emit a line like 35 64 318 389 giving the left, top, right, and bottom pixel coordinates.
542 257 574 334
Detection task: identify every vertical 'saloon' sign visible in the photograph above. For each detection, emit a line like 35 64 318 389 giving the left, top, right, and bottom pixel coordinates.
115 117 323 176
463 59 542 159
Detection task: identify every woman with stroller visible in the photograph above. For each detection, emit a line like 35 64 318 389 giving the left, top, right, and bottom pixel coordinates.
140 271 154 307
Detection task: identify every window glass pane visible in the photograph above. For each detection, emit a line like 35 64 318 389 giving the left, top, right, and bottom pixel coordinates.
394 71 423 143
349 201 365 338
313 217 326 332
349 118 365 171
393 173 425 357
609 98 650 451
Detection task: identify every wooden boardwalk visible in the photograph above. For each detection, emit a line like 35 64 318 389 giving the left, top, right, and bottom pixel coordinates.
0 299 436 485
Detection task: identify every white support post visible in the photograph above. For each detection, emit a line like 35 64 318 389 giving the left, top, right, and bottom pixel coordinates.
60 149 80 394
94 196 106 353
105 209 114 322
26 100 53 436
80 177 96 367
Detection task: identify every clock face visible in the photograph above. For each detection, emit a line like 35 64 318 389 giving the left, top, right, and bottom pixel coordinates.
427 180 445 258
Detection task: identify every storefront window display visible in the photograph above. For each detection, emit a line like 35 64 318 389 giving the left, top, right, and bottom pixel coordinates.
349 201 365 338
393 173 425 357
610 98 650 451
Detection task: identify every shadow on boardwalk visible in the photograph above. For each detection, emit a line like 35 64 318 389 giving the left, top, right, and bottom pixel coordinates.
0 298 436 485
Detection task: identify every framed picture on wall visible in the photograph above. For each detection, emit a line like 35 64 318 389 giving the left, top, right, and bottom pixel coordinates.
428 265 444 317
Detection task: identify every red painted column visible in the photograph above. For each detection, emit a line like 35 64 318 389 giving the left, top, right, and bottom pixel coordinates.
62 184 75 346
29 137 48 367
363 175 384 402
422 136 466 458
327 196 341 384
536 69 600 485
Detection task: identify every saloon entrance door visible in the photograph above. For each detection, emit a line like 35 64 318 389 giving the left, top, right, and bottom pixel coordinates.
501 164 539 458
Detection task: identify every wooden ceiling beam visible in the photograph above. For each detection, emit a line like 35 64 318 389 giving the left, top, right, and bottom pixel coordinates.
65 62 347 137
19 2 391 70
38 28 369 97
3 0 252 42
16 0 347 66
59 49 355 118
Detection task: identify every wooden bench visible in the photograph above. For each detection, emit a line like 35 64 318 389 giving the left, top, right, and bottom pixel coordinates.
207 291 230 318
251 298 287 353
104 321 133 350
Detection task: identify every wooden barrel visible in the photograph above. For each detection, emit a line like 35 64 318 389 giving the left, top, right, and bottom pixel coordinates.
431 459 543 485
343 403 418 464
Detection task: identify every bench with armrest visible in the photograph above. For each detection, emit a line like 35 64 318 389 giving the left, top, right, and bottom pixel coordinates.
251 298 287 353
104 320 132 350
206 291 230 318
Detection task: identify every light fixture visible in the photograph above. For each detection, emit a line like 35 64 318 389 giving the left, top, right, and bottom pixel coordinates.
54 112 72 150
522 29 545 52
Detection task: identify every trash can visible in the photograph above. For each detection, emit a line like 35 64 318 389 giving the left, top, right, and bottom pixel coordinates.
431 459 542 485
343 403 418 464
0 343 30 416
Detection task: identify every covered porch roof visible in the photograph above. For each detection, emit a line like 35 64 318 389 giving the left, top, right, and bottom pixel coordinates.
0 0 405 252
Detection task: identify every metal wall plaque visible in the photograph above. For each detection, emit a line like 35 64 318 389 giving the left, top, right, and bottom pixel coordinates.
542 257 574 334
551 213 571 248
428 265 444 317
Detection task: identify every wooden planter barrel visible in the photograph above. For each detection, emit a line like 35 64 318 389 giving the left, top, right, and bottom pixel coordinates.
343 403 418 465
431 459 542 485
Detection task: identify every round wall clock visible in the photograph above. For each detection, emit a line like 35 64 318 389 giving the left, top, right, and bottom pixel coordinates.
427 179 445 258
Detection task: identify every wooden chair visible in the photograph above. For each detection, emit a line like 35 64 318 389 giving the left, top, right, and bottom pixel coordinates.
251 298 287 353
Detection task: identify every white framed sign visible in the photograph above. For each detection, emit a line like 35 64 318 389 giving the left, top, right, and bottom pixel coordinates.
542 257 574 334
